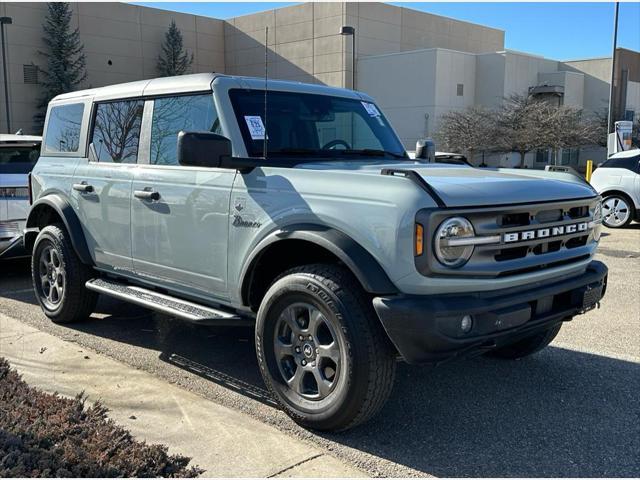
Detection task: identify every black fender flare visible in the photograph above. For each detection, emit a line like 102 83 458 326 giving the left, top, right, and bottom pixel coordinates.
241 224 398 304
26 195 94 266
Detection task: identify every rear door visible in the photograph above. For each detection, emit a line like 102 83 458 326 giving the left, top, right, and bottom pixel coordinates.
131 92 234 300
72 99 144 273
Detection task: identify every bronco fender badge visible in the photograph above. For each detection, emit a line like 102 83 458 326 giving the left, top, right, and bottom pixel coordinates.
232 215 261 229
503 221 589 243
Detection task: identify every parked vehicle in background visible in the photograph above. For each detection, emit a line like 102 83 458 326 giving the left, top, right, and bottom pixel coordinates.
26 73 607 431
590 149 640 228
0 134 41 259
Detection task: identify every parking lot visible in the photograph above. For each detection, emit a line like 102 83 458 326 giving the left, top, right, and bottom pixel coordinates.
0 226 638 477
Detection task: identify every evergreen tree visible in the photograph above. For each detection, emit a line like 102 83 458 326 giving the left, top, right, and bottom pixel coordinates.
157 20 194 77
35 2 87 131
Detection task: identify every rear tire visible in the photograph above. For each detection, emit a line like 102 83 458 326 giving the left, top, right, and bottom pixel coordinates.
602 194 634 228
31 224 97 324
256 264 396 431
488 323 562 359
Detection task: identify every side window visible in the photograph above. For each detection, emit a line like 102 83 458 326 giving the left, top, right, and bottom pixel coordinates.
44 103 84 153
91 100 144 163
150 94 220 166
602 155 640 173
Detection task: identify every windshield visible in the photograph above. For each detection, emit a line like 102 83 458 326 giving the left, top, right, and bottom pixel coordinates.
0 144 41 174
229 89 407 160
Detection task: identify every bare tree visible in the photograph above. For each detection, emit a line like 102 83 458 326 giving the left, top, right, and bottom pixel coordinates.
546 106 602 154
493 94 556 168
436 106 497 163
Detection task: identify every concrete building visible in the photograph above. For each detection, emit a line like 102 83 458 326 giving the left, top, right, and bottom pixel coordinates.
0 2 637 168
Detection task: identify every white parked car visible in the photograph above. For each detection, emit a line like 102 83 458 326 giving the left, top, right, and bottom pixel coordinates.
590 149 640 228
0 134 41 259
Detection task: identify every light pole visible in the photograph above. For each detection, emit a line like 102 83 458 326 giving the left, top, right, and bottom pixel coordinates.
0 16 12 134
607 2 619 134
339 25 355 90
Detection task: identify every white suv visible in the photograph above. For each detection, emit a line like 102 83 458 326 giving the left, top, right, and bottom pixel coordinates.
0 134 41 259
590 149 640 228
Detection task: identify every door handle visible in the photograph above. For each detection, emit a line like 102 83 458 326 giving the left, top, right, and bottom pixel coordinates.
73 182 94 193
134 189 160 201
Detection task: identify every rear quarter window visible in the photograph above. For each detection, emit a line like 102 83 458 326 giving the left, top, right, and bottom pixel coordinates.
0 144 41 174
600 155 640 173
44 103 85 153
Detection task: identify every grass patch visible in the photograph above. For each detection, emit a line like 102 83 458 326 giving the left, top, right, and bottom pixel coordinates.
0 357 202 477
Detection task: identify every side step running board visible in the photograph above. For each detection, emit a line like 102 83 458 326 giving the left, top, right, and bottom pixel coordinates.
86 278 250 326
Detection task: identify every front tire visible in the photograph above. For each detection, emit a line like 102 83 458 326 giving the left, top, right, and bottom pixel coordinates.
256 264 396 431
602 194 634 228
32 224 98 324
489 323 562 359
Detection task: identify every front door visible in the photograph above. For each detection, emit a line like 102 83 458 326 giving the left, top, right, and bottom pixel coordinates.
131 93 234 301
72 99 144 273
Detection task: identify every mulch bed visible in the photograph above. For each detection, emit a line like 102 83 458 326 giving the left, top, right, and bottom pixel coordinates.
0 357 202 477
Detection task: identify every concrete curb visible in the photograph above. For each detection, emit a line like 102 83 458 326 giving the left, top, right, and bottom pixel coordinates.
0 313 366 478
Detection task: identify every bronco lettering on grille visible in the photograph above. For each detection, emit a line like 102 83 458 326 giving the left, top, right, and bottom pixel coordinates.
503 222 589 243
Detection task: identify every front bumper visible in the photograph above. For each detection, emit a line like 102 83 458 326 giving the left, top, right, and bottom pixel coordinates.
373 260 608 365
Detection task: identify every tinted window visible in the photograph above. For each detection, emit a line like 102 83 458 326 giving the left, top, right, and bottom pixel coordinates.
91 100 144 163
0 145 41 174
44 103 84 153
601 155 640 173
150 94 220 165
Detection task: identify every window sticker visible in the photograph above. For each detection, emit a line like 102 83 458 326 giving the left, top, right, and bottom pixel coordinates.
244 115 267 140
361 101 381 117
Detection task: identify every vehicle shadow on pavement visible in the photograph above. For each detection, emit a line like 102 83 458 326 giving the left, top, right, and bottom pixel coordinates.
71 299 639 477
328 348 640 477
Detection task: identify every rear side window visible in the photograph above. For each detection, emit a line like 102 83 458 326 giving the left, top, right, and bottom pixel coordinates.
601 155 640 173
44 103 84 153
91 100 144 163
150 93 220 166
0 144 41 174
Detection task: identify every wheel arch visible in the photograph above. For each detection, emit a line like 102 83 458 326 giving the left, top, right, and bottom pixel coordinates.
240 225 398 311
600 188 639 210
25 195 94 266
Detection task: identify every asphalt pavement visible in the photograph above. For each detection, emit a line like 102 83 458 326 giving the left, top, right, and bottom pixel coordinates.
0 225 638 477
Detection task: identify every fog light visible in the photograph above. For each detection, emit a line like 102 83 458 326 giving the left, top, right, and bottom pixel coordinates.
460 315 473 333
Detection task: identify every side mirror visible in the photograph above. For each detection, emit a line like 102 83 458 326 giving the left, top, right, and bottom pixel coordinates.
177 131 231 168
415 138 436 163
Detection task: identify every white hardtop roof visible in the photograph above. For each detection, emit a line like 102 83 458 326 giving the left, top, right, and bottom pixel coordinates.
0 134 42 143
52 73 369 103
609 148 640 159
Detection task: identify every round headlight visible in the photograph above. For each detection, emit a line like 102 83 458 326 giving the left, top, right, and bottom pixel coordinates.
434 217 475 267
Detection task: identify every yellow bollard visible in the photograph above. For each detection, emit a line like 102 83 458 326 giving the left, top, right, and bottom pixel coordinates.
586 160 593 183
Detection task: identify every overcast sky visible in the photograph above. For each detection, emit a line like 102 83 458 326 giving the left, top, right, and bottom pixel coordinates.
133 2 640 61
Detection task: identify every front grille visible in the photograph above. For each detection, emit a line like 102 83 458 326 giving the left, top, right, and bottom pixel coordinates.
0 187 29 198
416 197 601 278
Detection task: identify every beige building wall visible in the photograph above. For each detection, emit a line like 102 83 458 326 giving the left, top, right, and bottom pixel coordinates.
0 2 224 134
225 2 504 89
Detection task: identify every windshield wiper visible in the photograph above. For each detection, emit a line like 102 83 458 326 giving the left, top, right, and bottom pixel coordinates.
340 149 407 159
268 148 331 157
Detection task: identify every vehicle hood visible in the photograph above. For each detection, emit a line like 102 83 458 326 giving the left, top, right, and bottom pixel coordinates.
298 161 598 207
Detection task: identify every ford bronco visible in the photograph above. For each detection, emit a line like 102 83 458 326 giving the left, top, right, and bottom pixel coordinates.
26 73 607 431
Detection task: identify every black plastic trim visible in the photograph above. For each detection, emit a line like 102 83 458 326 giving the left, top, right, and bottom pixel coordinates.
380 168 446 207
241 224 398 305
373 260 608 365
25 195 94 265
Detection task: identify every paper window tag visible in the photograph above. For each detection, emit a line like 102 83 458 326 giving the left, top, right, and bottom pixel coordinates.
244 115 267 140
361 101 381 117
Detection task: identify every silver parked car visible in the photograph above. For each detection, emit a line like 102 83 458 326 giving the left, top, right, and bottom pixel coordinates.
26 73 607 431
589 149 640 228
0 134 41 259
